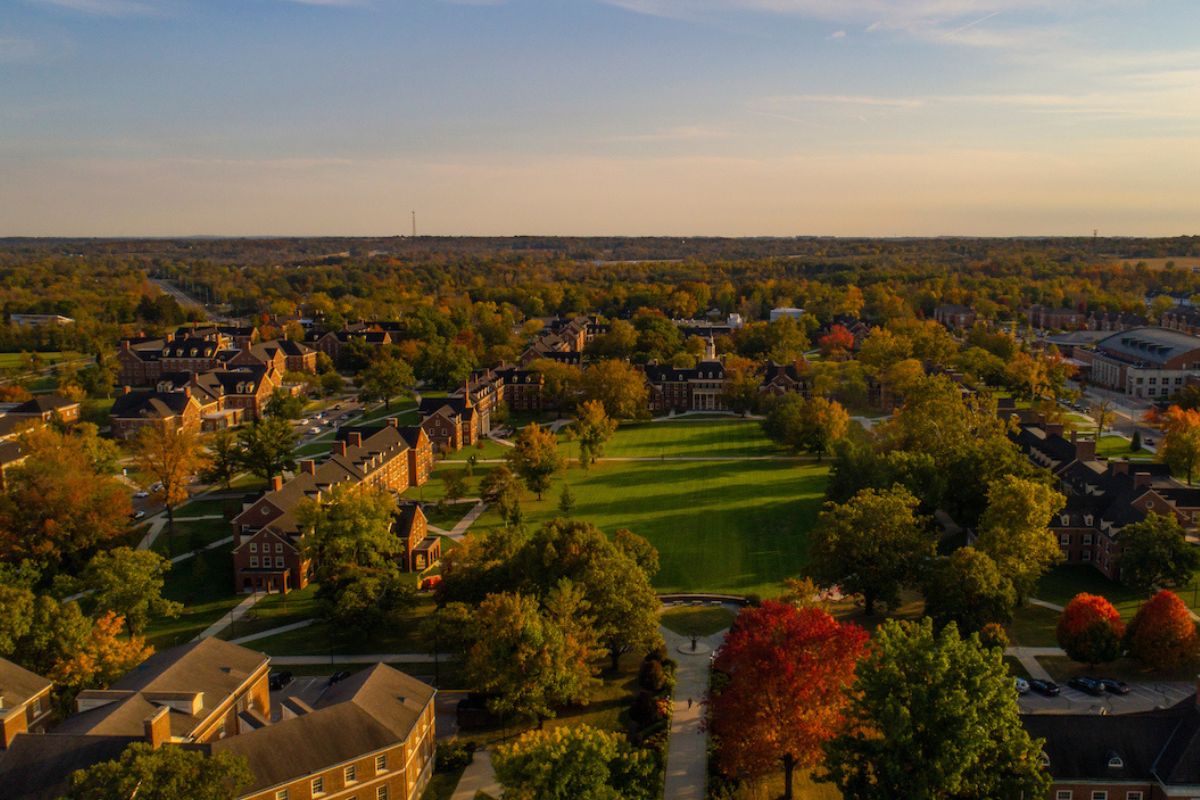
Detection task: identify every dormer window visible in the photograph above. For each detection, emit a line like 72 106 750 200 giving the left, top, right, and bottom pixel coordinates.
1107 752 1124 769
1060 514 1070 526
1039 751 1051 767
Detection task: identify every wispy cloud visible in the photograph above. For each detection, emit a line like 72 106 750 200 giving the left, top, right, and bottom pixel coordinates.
30 0 166 15
605 125 732 143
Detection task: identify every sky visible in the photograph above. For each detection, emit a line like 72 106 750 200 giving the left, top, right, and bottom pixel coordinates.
2 0 1199 237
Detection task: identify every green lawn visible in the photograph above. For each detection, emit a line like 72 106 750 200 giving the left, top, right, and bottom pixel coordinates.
144 547 243 649
660 605 736 637
1035 565 1149 619
1006 604 1061 648
559 418 784 460
151 517 231 558
448 458 828 597
249 594 439 656
0 351 85 370
217 584 321 641
1096 434 1153 461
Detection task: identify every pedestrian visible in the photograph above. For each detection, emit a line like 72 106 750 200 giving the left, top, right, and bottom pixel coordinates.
687 697 693 709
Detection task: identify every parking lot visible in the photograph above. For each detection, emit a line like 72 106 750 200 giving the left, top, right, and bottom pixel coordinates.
1019 681 1193 715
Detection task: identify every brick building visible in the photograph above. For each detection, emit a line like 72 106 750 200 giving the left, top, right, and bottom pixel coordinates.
643 360 727 413
0 658 52 749
109 388 203 440
1089 327 1200 399
1027 305 1087 331
932 303 977 330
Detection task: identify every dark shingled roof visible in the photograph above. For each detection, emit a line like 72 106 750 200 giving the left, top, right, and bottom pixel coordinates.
110 390 194 420
0 656 52 710
1025 710 1179 783
10 394 77 415
206 664 434 794
0 734 137 800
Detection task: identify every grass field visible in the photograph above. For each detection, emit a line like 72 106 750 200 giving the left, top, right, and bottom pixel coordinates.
660 605 736 636
1096 434 1152 461
559 418 784 460
445 457 829 597
0 351 85 370
144 547 243 649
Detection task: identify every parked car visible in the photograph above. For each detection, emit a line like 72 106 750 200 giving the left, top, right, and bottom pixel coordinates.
1098 678 1131 695
1068 676 1106 696
268 670 294 691
308 427 322 435
328 670 351 685
1146 438 1157 447
1029 679 1060 697
149 482 163 492
1015 677 1030 694
131 509 146 520
133 490 149 499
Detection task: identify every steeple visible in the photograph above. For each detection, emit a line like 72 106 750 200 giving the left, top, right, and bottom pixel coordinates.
463 377 473 408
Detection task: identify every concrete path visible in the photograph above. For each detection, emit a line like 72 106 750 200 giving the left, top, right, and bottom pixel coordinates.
195 592 262 641
1029 597 1065 612
168 536 234 565
450 749 500 800
661 624 727 800
446 501 488 540
229 618 316 645
1005 646 1064 681
269 653 438 665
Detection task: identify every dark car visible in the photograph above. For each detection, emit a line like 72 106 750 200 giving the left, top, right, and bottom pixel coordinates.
1068 676 1106 696
328 670 351 685
1029 679 1060 697
268 671 293 691
1098 678 1131 695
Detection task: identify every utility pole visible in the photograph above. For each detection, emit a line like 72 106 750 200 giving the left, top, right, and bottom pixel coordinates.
411 211 416 238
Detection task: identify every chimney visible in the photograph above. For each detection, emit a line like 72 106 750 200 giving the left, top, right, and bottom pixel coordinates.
1074 436 1096 462
300 460 315 475
333 441 347 457
387 417 399 428
144 706 170 749
1045 423 1065 437
1134 472 1154 490
348 432 363 448
121 340 131 351
270 475 283 492
122 385 132 395
1110 459 1131 476
182 386 191 398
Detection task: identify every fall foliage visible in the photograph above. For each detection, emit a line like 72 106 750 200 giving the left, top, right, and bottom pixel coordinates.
1056 593 1125 666
1124 590 1199 670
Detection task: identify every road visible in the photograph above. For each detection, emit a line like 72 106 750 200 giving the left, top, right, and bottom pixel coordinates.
149 277 238 324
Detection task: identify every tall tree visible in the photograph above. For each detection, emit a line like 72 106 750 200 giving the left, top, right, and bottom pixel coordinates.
720 355 763 415
505 423 564 500
529 358 583 415
823 618 1051 800
573 399 618 468
1124 590 1199 669
809 486 935 615
263 387 305 419
358 354 414 409
922 547 1017 634
818 325 855 360
975 475 1065 601
1152 405 1200 484
81 547 181 635
493 724 658 800
203 427 240 490
763 394 849 460
580 359 649 421
1091 399 1115 438
50 610 152 695
64 742 251 800
709 602 868 799
1117 512 1200 593
1056 593 1124 667
131 424 209 535
236 417 297 481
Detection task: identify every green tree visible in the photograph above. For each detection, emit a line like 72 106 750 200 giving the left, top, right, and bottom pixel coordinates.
822 618 1051 800
922 547 1017 634
529 359 583 415
263 386 306 419
505 423 564 500
558 483 576 516
202 427 240 490
493 724 658 800
442 470 467 504
236 417 297 481
975 475 1065 601
720 355 762 415
64 742 252 800
81 547 182 635
358 355 415 409
809 486 935 615
573 399 618 468
762 394 849 460
1118 512 1200 593
580 359 649 421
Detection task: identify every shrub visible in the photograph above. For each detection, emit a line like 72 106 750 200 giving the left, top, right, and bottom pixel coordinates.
979 622 1009 651
435 740 476 773
1056 593 1125 666
1125 590 1199 670
639 659 669 692
630 690 661 726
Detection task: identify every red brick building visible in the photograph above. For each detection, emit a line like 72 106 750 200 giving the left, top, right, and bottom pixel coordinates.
0 658 52 749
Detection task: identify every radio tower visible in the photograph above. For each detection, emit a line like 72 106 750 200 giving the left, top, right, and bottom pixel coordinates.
411 211 417 238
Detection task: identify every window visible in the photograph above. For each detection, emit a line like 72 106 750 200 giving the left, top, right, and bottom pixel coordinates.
1083 551 1092 561
275 542 283 553
275 791 289 800
1056 793 1072 800
311 776 324 796
250 543 257 553
376 788 388 800
250 556 259 568
1083 534 1094 545
1059 534 1070 546
1091 793 1107 800
1126 792 1143 800
345 765 357 783
375 754 388 772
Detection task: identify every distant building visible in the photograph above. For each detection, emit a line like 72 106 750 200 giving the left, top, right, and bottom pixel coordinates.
769 307 804 322
932 303 976 330
643 360 727 413
8 314 74 327
1089 327 1200 399
1026 305 1085 331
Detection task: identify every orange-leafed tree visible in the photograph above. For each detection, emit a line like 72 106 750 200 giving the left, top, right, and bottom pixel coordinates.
818 325 855 361
51 610 152 693
708 600 868 800
1148 405 1200 485
1124 590 1199 670
1056 593 1125 667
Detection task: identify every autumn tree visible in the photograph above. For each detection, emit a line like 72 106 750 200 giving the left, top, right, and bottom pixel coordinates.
131 424 209 534
81 547 181 635
809 486 935 615
1118 512 1200 593
580 359 649 420
529 358 583 415
709 602 867 799
721 355 763 415
0 428 131 574
505 422 564 499
1056 593 1125 667
1152 405 1200 484
64 742 251 800
236 416 297 481
203 427 240 490
263 386 305 419
479 464 522 524
922 547 1017 633
1124 590 1199 669
975 475 1065 601
823 618 1051 800
573 399 617 468
1091 399 1115 438
818 324 855 360
358 354 414 409
51 610 152 695
493 724 658 800
762 394 849 460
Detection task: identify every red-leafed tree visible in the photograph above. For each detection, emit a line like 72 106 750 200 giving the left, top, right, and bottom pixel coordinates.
1056 593 1125 666
818 325 856 360
1125 590 1199 669
708 600 868 800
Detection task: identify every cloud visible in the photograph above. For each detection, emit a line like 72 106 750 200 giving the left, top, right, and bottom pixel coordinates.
30 0 166 15
606 125 731 143
827 29 846 39
277 0 371 6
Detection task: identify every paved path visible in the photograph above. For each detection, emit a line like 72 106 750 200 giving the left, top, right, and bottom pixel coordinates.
1029 597 1065 612
1005 646 1064 681
168 536 234 565
446 501 488 540
229 618 316 645
661 624 727 800
450 749 500 800
195 592 262 641
269 653 438 665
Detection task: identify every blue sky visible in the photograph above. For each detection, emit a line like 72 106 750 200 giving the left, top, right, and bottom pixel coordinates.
3 0 1199 236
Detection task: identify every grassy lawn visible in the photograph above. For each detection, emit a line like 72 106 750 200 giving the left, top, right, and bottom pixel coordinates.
447 459 829 597
151 517 231 558
421 771 466 800
176 497 239 518
250 593 439 657
1096 434 1152 461
0 351 84 369
217 584 321 641
1007 604 1061 648
144 547 243 649
724 772 843 800
660 605 736 637
1035 565 1150 619
559 418 784 460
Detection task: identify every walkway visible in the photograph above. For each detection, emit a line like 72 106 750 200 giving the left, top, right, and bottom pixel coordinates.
1004 646 1061 681
269 653 438 665
194 592 262 641
446 501 488 540
229 618 316 646
168 535 234 565
660 624 727 800
450 749 500 800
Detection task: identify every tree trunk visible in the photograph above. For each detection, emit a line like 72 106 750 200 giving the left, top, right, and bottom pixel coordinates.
782 754 796 800
166 503 175 536
609 643 622 673
862 590 875 617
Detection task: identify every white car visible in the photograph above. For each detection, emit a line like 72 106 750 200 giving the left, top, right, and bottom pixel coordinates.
131 509 147 520
1015 677 1030 695
308 427 322 435
133 490 150 499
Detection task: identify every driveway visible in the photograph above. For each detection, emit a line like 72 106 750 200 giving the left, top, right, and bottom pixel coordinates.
1020 681 1193 715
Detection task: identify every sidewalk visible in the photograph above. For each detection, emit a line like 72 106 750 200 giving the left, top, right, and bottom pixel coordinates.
660 624 727 800
450 749 500 800
1005 646 1064 681
195 592 262 641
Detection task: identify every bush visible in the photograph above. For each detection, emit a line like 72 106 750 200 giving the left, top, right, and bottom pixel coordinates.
1057 593 1125 666
630 690 662 727
645 644 669 663
435 740 477 773
1125 590 1199 670
979 622 1009 651
639 659 669 692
